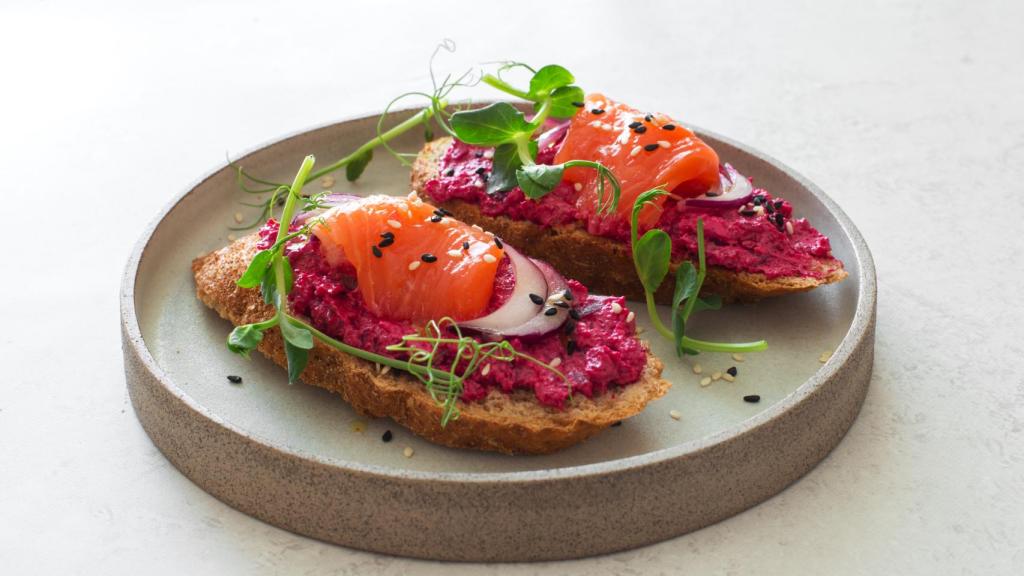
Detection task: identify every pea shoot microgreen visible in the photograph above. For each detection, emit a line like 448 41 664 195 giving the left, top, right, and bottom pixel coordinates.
629 190 768 356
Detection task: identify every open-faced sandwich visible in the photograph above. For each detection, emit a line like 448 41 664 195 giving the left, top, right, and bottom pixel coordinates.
202 58 841 454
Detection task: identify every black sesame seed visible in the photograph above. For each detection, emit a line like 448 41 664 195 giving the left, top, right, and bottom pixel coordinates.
529 293 544 305
774 200 785 209
544 307 558 316
727 366 738 377
378 236 395 247
430 214 443 223
566 340 577 355
633 125 648 134
774 213 785 226
494 237 503 249
740 209 757 217
421 253 437 263
628 121 643 129
611 420 623 427
227 375 242 384
743 395 761 403
438 207 453 216
382 430 393 442
571 101 584 108
765 201 775 214
562 290 573 301
753 195 765 206
569 309 581 321
444 169 455 177
644 114 653 122
644 143 659 151
462 240 470 250
662 124 676 131
591 108 605 115
475 167 487 175
372 245 383 258
380 231 394 239
564 320 576 335
475 151 484 158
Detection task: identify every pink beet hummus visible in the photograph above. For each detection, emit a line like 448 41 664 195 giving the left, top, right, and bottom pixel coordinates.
257 221 646 409
424 139 841 279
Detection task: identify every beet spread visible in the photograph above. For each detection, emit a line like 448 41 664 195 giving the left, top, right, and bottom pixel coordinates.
257 222 645 409
424 139 841 279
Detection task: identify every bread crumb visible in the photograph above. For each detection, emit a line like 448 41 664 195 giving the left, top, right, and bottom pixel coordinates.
669 410 681 421
403 446 414 458
320 176 335 188
732 353 744 362
700 376 712 387
692 363 703 374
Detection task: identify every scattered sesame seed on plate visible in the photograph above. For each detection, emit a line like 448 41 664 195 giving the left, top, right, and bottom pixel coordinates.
692 363 703 374
732 353 745 362
408 260 421 271
483 253 497 263
610 302 623 314
226 375 242 384
743 395 761 403
819 350 832 363
700 376 712 387
722 373 735 382
726 366 738 377
403 446 414 458
669 410 682 421
381 430 393 442
387 219 402 229
712 372 723 381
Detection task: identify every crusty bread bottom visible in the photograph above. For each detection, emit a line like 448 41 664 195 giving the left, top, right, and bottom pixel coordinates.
412 138 848 303
192 235 670 455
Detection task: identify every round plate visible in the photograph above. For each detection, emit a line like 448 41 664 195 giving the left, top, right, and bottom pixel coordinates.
121 107 875 562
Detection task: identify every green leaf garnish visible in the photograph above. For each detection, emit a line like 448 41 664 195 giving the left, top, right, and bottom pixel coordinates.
516 163 565 199
634 229 672 294
547 85 585 118
236 249 274 288
345 149 373 182
671 262 698 357
529 64 575 98
450 102 534 146
227 324 265 358
487 143 524 195
284 341 309 384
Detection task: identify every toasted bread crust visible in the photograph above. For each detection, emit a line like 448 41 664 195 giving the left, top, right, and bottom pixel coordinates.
192 234 670 455
412 137 848 303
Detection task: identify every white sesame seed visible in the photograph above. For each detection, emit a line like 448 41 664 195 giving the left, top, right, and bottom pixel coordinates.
474 178 484 188
732 353 745 362
754 205 765 215
447 249 462 258
403 446 414 458
380 365 391 375
482 253 497 263
408 260 421 271
712 372 722 381
610 302 623 314
483 149 494 159
227 233 236 242
626 311 635 323
549 357 562 368
481 363 491 376
819 350 832 363
786 221 794 235
700 376 712 387
692 363 703 374
472 224 483 231
233 212 243 223
320 176 335 188
590 120 603 128
387 219 402 229
658 140 670 149
574 182 583 192
406 191 419 201
669 410 682 421
602 122 614 131
630 146 642 157
722 373 735 382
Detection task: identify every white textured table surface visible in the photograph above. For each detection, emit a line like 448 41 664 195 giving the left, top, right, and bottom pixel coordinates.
2 1 1022 574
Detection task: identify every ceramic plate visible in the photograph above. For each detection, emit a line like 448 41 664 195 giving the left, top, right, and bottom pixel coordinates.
121 106 875 561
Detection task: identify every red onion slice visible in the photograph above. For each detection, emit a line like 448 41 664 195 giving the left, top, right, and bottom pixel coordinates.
685 164 754 209
458 245 570 338
537 120 570 152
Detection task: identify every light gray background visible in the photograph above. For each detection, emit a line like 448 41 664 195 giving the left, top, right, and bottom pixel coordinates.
2 1 1021 574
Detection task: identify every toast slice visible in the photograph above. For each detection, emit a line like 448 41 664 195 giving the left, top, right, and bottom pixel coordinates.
412 137 847 303
192 234 670 455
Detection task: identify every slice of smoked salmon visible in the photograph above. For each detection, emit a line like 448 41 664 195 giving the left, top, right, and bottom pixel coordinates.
312 193 504 323
554 93 720 226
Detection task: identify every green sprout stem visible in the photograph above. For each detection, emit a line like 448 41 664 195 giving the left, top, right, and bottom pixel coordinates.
482 73 532 100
